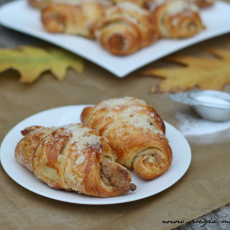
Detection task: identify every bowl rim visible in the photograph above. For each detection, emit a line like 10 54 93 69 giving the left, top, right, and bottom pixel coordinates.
189 90 230 110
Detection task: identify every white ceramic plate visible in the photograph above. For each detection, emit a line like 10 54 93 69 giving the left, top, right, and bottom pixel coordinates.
0 1 230 77
0 105 191 205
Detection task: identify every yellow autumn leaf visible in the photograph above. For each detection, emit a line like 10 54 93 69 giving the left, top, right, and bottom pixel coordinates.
0 46 84 83
141 48 230 93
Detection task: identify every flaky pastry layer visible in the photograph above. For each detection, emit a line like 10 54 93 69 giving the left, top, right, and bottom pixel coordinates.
145 0 205 38
15 124 136 197
81 97 173 180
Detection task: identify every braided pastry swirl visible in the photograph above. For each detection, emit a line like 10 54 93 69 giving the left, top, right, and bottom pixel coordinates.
96 2 158 55
145 0 205 38
81 97 173 180
15 124 136 197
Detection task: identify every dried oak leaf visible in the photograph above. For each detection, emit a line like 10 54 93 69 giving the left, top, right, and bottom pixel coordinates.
141 48 230 93
0 46 84 83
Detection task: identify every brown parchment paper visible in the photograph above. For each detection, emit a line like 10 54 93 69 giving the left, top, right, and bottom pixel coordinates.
1 7 230 230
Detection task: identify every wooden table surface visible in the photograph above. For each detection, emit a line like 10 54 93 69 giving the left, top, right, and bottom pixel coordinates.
0 1 229 229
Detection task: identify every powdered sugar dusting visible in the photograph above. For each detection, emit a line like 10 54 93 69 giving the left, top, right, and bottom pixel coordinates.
95 97 146 113
147 0 198 14
75 155 85 165
94 97 163 135
122 115 163 135
65 125 100 150
166 0 199 16
104 105 144 121
62 124 103 165
176 112 230 136
176 112 230 144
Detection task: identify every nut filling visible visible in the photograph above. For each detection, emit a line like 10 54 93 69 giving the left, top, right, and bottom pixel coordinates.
148 153 164 166
100 160 136 194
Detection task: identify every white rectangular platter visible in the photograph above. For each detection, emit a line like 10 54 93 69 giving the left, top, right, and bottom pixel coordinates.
0 0 230 77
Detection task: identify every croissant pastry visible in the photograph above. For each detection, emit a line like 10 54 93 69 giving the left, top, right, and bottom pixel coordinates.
111 0 145 7
189 0 216 8
145 0 205 38
41 1 107 38
28 0 113 9
96 2 158 55
81 97 173 180
15 124 136 197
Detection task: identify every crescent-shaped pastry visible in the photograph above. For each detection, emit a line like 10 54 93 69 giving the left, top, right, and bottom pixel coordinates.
145 0 205 38
28 0 113 9
111 0 145 7
96 2 158 55
15 124 136 197
81 97 173 180
189 0 216 8
41 1 107 38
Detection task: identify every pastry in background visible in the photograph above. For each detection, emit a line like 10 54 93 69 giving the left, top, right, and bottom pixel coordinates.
81 97 173 180
112 0 145 6
28 0 113 9
145 0 205 38
189 0 216 8
15 124 136 197
41 1 106 38
95 2 158 55
28 0 58 9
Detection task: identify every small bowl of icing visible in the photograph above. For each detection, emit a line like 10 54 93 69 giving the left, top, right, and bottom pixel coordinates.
169 90 230 121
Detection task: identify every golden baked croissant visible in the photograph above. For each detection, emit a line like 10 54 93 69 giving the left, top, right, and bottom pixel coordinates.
81 97 173 180
28 0 113 9
95 2 158 55
145 0 205 38
15 124 136 197
41 1 107 38
112 0 145 6
189 0 216 8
